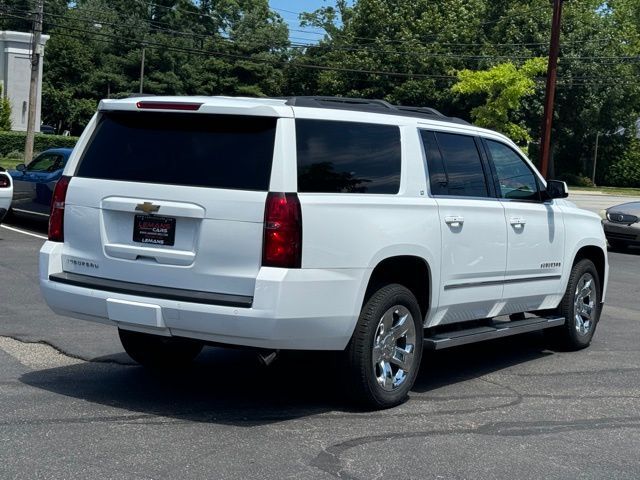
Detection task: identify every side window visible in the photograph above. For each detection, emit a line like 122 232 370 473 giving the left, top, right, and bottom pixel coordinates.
296 119 401 194
435 132 489 198
28 154 62 172
419 130 448 196
486 140 539 201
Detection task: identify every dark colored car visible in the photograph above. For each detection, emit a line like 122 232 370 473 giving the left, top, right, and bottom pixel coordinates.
40 124 56 135
9 148 73 218
602 201 640 250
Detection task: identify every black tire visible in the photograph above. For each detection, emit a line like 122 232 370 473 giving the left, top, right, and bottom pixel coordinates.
607 239 627 251
344 284 424 409
119 329 203 368
545 258 602 351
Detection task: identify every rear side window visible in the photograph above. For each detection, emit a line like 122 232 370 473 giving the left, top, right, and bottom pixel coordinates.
434 132 489 198
76 112 277 191
296 119 401 194
420 130 448 196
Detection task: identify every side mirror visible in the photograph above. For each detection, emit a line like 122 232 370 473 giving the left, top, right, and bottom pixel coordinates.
544 180 569 199
15 164 27 173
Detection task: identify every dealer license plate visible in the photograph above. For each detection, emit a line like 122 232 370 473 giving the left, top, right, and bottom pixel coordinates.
133 215 176 246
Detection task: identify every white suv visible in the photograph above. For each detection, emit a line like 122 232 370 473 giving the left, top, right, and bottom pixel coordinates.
40 96 608 408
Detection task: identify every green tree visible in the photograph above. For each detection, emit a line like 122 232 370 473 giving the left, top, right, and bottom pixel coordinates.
451 58 547 144
0 84 11 131
606 137 640 188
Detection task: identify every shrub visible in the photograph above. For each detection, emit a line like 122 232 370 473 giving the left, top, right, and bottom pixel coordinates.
4 150 23 159
606 140 640 188
557 173 595 188
0 84 11 131
0 131 78 157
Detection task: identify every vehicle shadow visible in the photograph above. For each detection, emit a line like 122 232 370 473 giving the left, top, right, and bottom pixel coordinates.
5 214 48 234
19 332 554 425
413 331 552 393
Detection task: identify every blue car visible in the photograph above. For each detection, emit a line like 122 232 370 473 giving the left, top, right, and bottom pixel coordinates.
9 148 73 218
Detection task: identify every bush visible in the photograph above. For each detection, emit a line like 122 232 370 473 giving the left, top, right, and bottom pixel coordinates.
0 84 11 131
606 140 640 188
557 173 595 188
0 131 78 157
4 150 23 159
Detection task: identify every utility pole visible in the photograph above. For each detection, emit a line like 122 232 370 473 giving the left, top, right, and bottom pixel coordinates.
24 0 44 164
592 131 600 186
139 46 145 94
539 0 564 179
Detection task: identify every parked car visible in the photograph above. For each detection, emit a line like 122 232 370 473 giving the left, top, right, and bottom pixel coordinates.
40 124 56 135
9 148 73 219
39 96 608 409
0 167 12 225
601 201 640 250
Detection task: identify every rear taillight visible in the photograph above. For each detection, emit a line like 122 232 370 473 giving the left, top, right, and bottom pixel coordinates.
262 192 302 268
0 174 9 188
48 175 71 242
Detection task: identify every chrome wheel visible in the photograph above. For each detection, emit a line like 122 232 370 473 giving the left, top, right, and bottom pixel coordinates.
574 272 596 336
371 305 417 392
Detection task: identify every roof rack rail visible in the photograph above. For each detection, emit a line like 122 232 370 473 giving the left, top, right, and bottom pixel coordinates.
285 96 395 110
284 96 469 125
395 105 444 117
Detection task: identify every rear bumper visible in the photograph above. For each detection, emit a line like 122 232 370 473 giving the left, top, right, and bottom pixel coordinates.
40 242 367 350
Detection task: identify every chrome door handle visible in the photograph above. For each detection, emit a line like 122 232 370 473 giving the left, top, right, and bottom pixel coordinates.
509 217 526 228
444 216 464 227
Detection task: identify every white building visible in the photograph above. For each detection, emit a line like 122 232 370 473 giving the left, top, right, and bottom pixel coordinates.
0 31 50 132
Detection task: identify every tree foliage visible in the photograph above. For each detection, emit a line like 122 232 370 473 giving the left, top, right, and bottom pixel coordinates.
606 138 640 188
451 58 546 144
0 84 11 131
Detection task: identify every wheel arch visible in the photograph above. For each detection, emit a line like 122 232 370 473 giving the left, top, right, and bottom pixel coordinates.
573 245 607 298
362 255 432 322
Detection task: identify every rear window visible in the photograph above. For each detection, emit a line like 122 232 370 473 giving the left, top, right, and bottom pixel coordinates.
76 112 277 191
296 119 401 194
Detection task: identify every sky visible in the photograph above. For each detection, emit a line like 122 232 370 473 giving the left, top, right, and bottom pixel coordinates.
268 0 352 44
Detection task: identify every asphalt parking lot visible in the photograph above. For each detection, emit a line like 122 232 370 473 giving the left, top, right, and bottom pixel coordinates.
1 193 639 479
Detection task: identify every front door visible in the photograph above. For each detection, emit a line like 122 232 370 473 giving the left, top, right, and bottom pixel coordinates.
483 139 565 312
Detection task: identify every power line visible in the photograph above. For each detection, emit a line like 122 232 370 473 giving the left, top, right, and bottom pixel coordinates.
7 5 640 70
10 6 639 66
35 1 635 52
4 11 462 80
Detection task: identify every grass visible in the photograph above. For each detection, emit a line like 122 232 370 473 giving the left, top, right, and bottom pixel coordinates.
569 186 640 197
0 157 22 170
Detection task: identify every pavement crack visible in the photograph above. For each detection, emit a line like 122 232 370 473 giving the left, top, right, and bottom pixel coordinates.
0 335 131 365
311 416 640 479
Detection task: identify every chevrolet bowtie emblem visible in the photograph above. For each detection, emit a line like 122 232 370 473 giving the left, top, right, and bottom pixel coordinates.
135 202 160 214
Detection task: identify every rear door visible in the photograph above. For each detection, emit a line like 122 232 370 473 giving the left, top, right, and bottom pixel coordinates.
63 110 280 297
483 139 565 311
421 130 507 325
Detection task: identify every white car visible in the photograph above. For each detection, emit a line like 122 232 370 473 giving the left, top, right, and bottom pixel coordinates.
39 96 608 408
0 168 12 224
